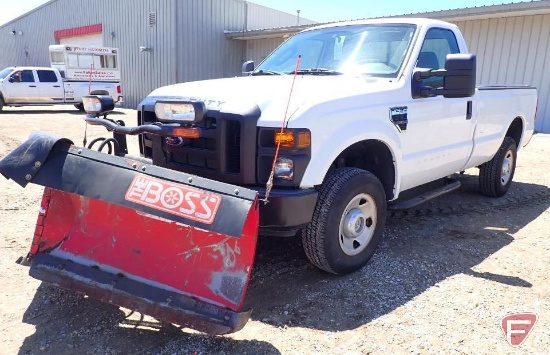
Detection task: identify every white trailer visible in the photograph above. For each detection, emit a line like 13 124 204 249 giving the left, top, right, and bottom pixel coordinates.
49 45 121 82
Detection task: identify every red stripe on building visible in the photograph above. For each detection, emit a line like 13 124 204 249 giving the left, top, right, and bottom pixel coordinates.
54 24 102 39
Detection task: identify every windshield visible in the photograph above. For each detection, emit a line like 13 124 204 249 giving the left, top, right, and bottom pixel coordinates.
0 67 14 80
255 24 416 77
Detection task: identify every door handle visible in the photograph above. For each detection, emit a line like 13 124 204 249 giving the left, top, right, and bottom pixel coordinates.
29 85 37 88
466 101 473 120
53 85 60 88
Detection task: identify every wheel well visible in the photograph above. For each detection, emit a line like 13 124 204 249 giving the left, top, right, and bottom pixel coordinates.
505 117 523 148
328 140 396 199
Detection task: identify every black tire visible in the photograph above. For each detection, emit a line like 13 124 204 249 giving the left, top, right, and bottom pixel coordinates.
302 168 387 275
0 97 4 111
74 103 84 111
479 137 517 197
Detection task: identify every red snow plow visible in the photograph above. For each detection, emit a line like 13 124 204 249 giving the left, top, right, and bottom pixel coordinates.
0 131 260 335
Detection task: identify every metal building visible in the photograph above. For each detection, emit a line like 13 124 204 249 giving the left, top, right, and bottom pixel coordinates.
0 0 315 108
228 1 550 133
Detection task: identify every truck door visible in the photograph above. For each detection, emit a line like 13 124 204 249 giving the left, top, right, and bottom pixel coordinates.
400 28 475 191
36 69 64 103
4 70 40 103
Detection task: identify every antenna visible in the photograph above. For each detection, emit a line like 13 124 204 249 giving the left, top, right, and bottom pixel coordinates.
262 55 301 203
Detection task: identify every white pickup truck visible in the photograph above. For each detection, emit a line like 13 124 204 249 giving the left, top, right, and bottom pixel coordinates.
0 18 538 334
55 18 540 275
0 66 122 111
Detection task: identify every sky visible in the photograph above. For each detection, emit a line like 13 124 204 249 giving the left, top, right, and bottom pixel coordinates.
0 0 535 26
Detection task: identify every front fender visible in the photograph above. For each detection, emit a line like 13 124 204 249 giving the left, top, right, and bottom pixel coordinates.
300 120 403 196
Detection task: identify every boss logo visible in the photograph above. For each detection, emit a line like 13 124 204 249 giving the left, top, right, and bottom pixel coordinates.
125 175 222 224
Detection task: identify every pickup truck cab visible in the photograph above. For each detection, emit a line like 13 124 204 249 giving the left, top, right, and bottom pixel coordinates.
92 18 537 274
0 66 122 111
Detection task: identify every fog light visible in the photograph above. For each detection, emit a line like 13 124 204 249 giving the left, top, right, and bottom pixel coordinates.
274 157 294 181
82 95 115 115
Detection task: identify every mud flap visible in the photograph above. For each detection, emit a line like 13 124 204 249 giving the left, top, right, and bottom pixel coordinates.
0 134 259 335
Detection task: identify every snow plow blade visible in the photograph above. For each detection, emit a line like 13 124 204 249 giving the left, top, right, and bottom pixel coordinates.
0 133 259 335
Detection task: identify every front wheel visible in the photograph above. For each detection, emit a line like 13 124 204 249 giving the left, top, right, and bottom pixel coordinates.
0 97 4 111
302 168 387 275
479 137 517 197
74 103 84 111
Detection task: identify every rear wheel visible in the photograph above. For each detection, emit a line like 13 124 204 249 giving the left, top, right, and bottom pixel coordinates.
74 103 84 111
302 168 387 275
479 137 517 197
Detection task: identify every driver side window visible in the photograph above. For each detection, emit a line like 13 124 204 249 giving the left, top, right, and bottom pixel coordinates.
416 28 459 89
18 70 35 83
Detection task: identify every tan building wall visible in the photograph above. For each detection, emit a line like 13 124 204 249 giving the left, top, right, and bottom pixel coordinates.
455 14 550 133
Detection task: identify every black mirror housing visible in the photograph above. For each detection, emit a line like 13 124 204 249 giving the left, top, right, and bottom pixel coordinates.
242 61 254 75
412 54 476 99
442 54 476 98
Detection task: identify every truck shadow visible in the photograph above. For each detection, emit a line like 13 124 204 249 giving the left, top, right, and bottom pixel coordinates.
245 174 549 331
16 174 549 353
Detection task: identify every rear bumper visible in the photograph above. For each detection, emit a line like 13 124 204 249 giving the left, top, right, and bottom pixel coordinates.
255 187 318 236
29 253 251 335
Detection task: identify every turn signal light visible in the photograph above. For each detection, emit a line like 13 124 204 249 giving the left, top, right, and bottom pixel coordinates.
297 131 310 148
274 131 294 148
173 127 201 139
274 131 311 148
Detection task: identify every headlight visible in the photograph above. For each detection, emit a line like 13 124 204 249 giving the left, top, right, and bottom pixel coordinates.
154 101 206 123
274 157 294 181
82 95 114 115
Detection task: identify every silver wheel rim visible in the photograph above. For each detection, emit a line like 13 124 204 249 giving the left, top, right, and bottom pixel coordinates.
501 149 514 186
338 193 377 256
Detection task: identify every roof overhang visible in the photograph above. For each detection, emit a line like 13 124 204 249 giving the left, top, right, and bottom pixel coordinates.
226 0 550 41
225 24 313 40
399 1 550 22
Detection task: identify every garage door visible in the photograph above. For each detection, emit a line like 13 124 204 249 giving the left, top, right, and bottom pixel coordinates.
60 33 103 46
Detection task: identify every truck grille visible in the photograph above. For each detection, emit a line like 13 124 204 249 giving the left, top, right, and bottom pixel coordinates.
225 121 241 174
138 107 257 185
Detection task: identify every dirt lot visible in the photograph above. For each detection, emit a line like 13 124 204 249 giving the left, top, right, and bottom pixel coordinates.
0 106 549 354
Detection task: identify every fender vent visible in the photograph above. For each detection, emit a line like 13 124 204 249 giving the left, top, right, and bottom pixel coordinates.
389 106 408 132
148 12 157 26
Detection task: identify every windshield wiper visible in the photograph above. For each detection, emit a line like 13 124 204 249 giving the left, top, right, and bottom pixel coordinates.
291 68 343 75
251 69 284 76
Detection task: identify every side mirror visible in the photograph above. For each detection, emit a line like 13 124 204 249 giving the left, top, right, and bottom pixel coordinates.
441 54 476 98
412 54 476 99
9 75 19 83
242 61 254 75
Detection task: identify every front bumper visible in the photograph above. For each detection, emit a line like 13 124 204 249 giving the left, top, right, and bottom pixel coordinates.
255 187 318 236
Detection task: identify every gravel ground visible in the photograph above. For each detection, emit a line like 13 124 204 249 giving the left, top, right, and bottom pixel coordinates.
0 106 549 354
